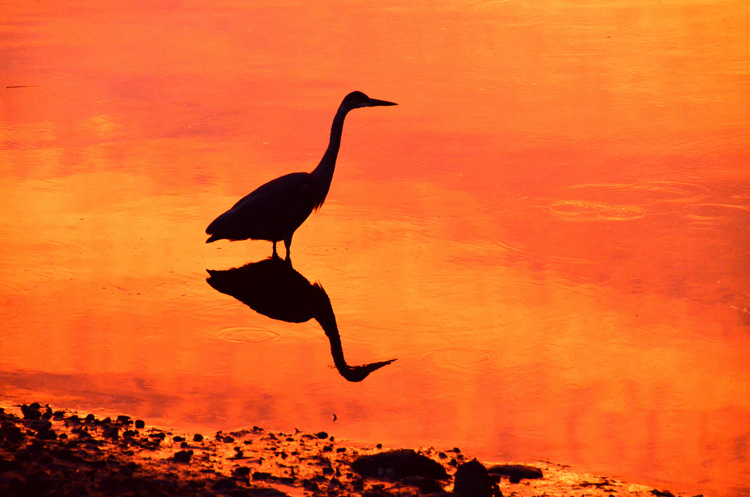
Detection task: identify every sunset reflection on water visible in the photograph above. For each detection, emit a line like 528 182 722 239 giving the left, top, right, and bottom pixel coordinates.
2 1 749 496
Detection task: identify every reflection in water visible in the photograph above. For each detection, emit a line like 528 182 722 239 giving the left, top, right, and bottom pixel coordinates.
206 257 396 382
205 92 397 259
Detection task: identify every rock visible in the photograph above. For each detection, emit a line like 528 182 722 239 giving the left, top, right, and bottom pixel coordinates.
135 419 145 429
213 477 236 490
454 459 500 497
401 475 444 493
487 464 543 484
102 426 119 440
351 449 448 481
172 449 193 463
246 487 289 497
193 433 204 442
28 419 52 433
21 404 41 420
233 466 252 477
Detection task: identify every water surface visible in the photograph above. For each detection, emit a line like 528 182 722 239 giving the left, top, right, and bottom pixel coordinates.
2 1 749 496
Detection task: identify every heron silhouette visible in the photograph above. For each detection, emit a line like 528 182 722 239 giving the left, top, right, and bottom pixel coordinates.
206 91 397 259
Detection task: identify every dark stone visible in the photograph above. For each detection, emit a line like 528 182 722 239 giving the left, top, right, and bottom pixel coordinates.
117 415 131 425
193 433 204 442
0 423 25 444
246 486 289 497
173 449 193 463
28 419 52 433
21 404 42 420
651 490 676 497
120 461 137 476
173 435 185 442
135 419 145 429
214 477 237 490
35 427 57 440
315 431 329 439
454 459 500 497
233 466 252 477
103 426 119 440
401 475 444 493
351 449 448 481
487 464 543 484
54 448 83 462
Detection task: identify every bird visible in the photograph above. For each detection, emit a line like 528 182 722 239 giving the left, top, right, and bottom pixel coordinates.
206 91 397 259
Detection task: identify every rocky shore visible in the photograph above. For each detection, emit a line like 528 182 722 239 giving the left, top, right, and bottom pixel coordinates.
0 403 689 497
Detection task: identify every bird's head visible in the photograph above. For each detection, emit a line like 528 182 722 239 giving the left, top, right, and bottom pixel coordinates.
343 91 397 109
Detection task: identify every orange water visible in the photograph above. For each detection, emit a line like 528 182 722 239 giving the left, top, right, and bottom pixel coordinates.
2 1 749 495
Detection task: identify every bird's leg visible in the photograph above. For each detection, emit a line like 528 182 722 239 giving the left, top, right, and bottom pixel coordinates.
272 241 279 258
283 237 292 262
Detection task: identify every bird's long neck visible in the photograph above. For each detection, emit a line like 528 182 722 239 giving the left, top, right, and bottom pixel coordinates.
311 105 351 210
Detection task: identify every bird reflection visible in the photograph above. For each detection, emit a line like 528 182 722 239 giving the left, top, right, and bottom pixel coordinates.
206 257 396 382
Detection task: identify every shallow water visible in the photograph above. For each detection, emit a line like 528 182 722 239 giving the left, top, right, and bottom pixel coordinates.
2 1 749 495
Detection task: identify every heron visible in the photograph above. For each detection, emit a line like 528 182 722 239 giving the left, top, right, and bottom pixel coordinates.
206 91 397 259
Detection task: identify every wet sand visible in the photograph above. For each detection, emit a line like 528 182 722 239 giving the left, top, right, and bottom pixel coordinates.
0 402 687 497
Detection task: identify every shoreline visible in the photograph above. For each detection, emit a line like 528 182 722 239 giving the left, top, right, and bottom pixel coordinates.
1 402 689 497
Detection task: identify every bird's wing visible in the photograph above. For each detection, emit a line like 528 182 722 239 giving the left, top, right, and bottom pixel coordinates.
206 172 317 241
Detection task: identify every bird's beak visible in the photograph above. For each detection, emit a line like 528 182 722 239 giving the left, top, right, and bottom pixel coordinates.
365 98 398 107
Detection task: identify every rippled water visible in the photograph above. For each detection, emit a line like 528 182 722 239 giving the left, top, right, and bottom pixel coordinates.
2 1 749 496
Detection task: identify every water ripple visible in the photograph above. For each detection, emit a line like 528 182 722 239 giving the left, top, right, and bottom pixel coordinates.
551 180 713 222
420 347 498 373
216 326 283 344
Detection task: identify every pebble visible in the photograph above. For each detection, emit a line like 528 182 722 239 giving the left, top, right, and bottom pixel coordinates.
488 464 543 483
454 459 499 497
20 404 41 420
172 449 193 463
351 449 448 481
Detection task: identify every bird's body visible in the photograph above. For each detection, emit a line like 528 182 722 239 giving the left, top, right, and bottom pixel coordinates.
206 91 397 258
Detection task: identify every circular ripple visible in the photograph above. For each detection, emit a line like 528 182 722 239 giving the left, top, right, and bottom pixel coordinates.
550 200 645 221
216 326 282 343
562 181 710 205
683 203 750 221
419 347 497 372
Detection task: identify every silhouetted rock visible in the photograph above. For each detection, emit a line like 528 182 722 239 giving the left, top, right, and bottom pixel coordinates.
351 449 448 481
20 404 41 420
401 475 444 493
213 477 236 490
173 449 193 463
454 459 501 497
487 464 543 483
